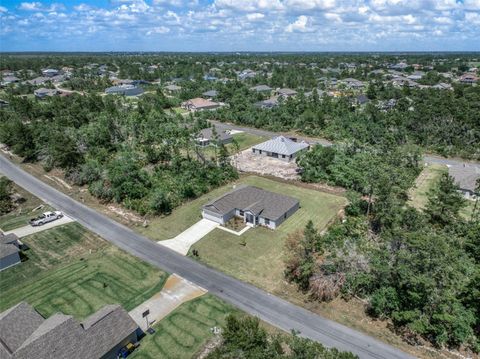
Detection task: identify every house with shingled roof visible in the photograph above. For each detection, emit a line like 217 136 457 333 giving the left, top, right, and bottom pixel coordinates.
0 301 138 359
251 136 309 162
202 185 299 229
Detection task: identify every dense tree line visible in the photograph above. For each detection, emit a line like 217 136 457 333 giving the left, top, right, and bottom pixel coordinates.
0 178 13 215
0 92 237 215
199 83 480 160
285 170 480 352
207 315 357 359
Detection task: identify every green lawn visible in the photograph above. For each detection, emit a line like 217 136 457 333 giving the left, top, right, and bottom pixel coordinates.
409 163 476 219
0 223 168 320
200 132 267 160
188 176 346 294
131 295 238 359
230 132 267 151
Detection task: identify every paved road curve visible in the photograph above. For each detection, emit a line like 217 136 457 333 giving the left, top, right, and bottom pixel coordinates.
212 120 480 169
0 155 414 359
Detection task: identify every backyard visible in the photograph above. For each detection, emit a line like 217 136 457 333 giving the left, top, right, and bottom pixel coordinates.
0 222 168 319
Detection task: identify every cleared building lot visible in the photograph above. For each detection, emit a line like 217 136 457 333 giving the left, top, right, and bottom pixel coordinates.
233 148 300 180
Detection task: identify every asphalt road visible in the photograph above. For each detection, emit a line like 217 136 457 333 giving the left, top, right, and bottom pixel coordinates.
212 120 480 169
0 155 414 359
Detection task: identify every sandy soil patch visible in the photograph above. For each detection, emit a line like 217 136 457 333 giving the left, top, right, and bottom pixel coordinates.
233 149 300 180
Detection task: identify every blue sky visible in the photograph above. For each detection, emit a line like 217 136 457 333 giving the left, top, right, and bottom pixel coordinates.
1 0 479 51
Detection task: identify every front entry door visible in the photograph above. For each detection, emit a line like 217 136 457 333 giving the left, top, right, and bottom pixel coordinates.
245 213 254 224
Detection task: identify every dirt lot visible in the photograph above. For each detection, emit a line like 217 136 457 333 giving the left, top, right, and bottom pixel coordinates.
233 149 300 180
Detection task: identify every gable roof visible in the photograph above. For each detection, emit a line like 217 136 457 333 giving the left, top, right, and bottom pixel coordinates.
252 136 309 156
277 88 297 96
250 84 272 92
448 165 480 193
0 302 44 355
202 90 218 97
0 302 138 359
0 243 20 260
183 97 220 109
197 127 232 142
203 185 299 220
0 233 19 246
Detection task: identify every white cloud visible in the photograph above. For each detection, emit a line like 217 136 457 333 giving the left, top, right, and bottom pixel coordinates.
284 0 335 11
146 26 170 35
214 0 283 12
286 15 312 32
18 2 65 12
246 12 265 21
74 4 92 12
463 0 480 10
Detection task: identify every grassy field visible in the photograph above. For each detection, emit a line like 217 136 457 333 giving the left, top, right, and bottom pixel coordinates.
189 176 347 293
200 132 267 160
0 223 168 319
409 163 475 219
230 132 267 151
131 295 238 359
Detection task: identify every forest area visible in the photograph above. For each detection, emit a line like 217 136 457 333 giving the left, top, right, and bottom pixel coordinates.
0 92 237 215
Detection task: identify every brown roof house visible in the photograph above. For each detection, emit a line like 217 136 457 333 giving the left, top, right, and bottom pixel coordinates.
0 233 23 272
448 164 480 199
0 302 138 359
202 185 299 229
459 73 479 84
181 97 222 112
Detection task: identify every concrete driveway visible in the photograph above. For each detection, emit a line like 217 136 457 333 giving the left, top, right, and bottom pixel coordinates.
158 219 219 255
129 274 207 331
3 215 75 238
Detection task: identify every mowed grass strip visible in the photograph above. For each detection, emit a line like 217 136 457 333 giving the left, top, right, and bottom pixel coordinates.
131 295 238 359
190 176 347 293
0 223 168 320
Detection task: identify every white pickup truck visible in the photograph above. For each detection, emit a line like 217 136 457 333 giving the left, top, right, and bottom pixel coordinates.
29 211 63 226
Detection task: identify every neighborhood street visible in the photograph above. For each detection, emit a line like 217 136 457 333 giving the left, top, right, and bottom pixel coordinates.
0 154 414 359
211 120 480 169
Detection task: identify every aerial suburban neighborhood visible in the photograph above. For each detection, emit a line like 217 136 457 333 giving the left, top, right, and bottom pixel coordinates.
0 1 479 359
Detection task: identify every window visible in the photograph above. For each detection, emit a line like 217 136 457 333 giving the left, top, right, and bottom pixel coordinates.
259 150 262 154
282 155 286 158
265 218 270 225
239 210 244 216
284 213 287 219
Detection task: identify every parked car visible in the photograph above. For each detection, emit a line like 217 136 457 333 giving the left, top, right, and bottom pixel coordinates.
29 211 63 226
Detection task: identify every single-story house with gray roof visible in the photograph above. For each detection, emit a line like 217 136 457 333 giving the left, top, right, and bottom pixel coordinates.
196 126 232 147
105 84 144 97
0 301 138 359
0 233 23 272
202 90 218 98
251 136 309 162
202 185 299 229
34 88 58 99
250 84 272 93
448 164 480 199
